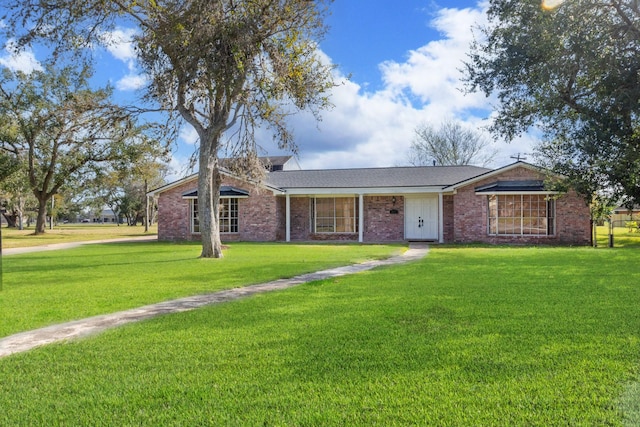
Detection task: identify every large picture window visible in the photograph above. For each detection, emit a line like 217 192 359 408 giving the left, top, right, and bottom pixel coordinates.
488 194 555 236
191 198 239 234
313 197 358 233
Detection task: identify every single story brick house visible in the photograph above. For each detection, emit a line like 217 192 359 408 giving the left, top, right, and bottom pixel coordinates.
148 158 592 245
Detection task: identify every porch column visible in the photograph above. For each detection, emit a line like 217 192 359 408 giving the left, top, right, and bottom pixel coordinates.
438 192 444 243
358 194 364 243
285 193 291 242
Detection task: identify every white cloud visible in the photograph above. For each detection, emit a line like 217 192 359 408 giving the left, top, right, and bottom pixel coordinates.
276 2 533 170
291 80 424 169
115 73 147 91
100 28 149 92
175 2 533 171
101 28 138 63
379 6 489 115
166 153 197 182
0 40 42 73
179 126 199 146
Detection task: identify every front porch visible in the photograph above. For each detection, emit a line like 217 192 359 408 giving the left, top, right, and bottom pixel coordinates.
282 193 445 244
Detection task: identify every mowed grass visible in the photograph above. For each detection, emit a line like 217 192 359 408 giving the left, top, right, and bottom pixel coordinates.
1 223 156 249
596 225 640 248
1 244 639 425
0 242 400 337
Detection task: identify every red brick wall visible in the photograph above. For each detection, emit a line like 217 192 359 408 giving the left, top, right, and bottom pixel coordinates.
275 197 286 241
156 176 280 242
443 195 454 242
553 190 592 245
287 195 405 242
363 195 404 242
288 196 359 241
450 166 591 245
289 197 311 240
157 166 590 245
235 185 280 242
157 180 194 241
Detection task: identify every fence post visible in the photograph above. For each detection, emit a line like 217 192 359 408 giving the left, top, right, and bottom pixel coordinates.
608 219 614 248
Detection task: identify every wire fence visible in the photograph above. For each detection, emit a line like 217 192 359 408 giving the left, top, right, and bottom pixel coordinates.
609 219 639 231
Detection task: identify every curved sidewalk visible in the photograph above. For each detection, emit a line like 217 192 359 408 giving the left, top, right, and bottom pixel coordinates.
0 243 428 358
3 235 157 256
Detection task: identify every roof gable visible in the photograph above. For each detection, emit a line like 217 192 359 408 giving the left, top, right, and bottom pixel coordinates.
446 161 552 191
147 167 282 197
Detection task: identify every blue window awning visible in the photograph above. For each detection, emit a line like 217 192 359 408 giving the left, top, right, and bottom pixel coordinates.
182 186 250 199
475 180 547 193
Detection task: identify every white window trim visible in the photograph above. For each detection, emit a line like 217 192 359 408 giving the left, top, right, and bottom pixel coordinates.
312 196 358 234
487 194 556 237
190 198 240 234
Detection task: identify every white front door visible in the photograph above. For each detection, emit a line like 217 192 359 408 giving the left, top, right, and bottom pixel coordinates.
405 196 439 240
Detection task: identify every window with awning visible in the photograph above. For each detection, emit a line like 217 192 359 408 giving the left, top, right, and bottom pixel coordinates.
476 181 556 237
184 186 247 234
487 194 555 236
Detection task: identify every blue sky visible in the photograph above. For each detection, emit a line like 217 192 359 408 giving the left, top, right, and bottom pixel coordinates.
0 1 536 177
323 1 474 90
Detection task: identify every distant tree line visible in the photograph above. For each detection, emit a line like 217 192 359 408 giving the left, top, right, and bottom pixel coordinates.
0 64 170 233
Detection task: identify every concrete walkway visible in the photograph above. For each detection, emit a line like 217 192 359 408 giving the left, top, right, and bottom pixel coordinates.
0 243 428 358
3 235 157 256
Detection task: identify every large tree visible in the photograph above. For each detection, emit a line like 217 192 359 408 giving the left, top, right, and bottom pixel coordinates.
0 64 160 234
6 0 335 258
464 0 640 205
407 120 496 167
0 147 20 275
0 151 19 181
0 160 35 229
96 156 169 228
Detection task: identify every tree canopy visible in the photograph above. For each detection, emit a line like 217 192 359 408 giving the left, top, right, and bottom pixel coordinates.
407 120 496 167
464 0 640 206
0 64 164 234
4 0 336 257
96 154 169 228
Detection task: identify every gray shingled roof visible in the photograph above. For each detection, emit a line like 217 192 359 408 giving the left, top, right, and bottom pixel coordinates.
265 165 492 189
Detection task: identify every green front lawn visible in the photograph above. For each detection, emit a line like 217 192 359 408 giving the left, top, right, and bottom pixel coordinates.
1 243 639 425
596 225 640 248
0 242 400 337
1 223 157 249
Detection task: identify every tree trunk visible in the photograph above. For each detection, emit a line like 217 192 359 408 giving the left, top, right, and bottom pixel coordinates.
34 197 48 234
17 196 24 230
198 154 224 258
3 212 17 228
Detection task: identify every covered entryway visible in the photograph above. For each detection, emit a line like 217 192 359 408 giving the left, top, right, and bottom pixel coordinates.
405 195 439 240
